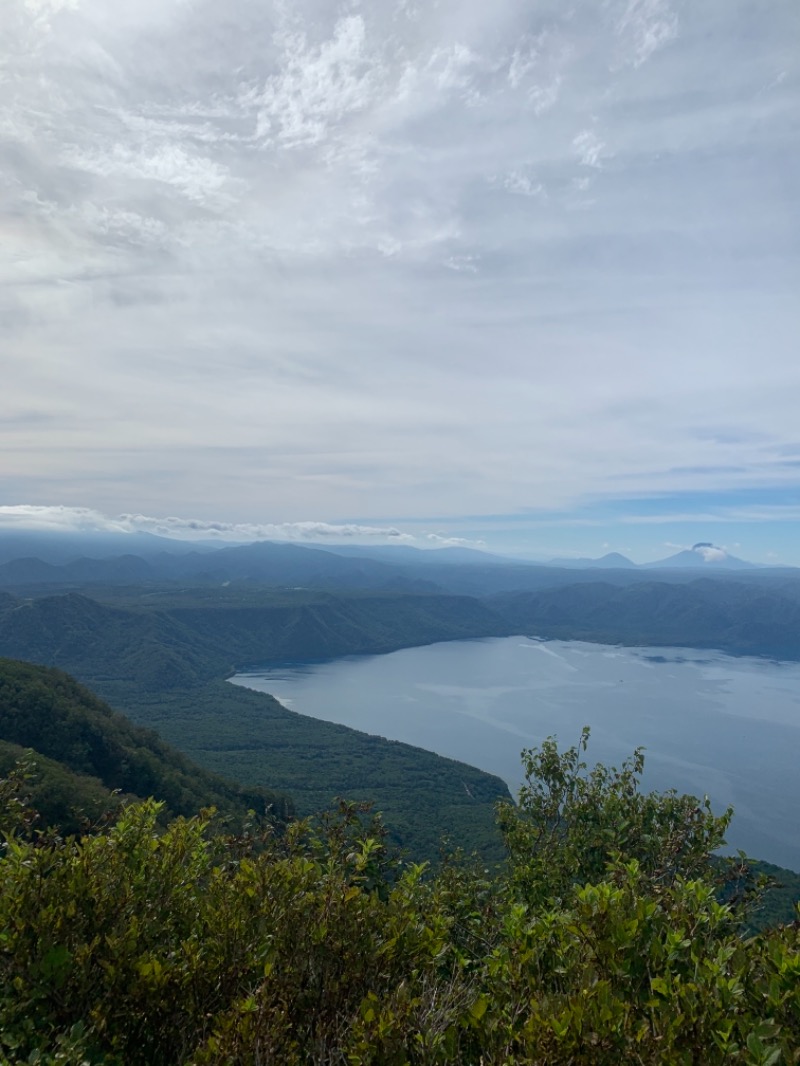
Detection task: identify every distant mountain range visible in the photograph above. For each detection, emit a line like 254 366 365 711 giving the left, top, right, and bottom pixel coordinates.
642 543 759 570
548 543 763 571
0 529 780 587
0 528 208 566
0 538 430 591
547 552 638 569
0 532 784 607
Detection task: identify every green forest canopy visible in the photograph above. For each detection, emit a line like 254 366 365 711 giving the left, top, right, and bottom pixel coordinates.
0 658 293 830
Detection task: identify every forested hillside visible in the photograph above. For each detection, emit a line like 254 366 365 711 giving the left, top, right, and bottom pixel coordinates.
0 591 513 863
0 594 230 689
0 588 508 688
490 578 800 659
5 573 800 677
0 659 292 828
113 680 511 864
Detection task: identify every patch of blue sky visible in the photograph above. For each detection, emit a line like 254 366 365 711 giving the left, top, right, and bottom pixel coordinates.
363 487 800 564
385 488 800 526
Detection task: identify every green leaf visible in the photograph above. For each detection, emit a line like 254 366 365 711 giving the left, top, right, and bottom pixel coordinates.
470 996 489 1021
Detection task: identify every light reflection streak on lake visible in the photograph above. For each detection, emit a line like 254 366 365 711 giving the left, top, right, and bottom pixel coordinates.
231 636 800 870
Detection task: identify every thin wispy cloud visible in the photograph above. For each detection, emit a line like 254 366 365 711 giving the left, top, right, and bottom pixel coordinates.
615 0 679 68
573 130 608 169
2 0 797 560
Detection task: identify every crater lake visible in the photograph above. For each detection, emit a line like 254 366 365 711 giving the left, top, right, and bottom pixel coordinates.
231 636 800 870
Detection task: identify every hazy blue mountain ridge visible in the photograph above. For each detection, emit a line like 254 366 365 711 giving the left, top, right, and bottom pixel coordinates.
0 529 209 566
546 552 638 569
644 545 758 570
0 533 781 599
491 578 800 659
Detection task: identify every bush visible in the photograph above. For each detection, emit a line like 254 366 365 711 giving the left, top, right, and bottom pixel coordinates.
1 738 798 1064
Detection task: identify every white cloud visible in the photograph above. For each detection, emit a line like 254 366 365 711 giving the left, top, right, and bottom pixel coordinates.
616 0 678 68
527 77 562 115
693 544 728 563
427 42 480 94
117 514 416 543
497 170 546 198
507 31 569 114
0 506 416 544
573 129 608 168
78 204 169 246
0 506 128 534
253 15 375 147
443 254 479 273
61 143 233 206
0 506 501 550
426 533 486 548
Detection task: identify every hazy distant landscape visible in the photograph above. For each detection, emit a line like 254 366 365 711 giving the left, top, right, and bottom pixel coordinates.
2 528 800 870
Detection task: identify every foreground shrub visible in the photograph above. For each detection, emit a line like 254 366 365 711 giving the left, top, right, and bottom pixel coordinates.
1 740 798 1064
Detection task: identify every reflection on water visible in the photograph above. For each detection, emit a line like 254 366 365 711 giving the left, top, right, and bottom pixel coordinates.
231 636 800 870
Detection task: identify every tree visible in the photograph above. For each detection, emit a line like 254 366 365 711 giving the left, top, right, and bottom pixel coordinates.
496 726 733 906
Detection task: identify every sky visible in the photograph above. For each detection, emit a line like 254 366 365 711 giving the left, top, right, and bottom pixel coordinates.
2 0 799 563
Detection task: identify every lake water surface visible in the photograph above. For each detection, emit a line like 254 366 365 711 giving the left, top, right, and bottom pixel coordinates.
231 637 800 870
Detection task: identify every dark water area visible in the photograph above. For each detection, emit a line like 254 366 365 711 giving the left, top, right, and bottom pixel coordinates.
231 636 800 870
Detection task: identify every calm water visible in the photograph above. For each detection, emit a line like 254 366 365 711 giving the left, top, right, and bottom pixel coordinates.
231 637 800 870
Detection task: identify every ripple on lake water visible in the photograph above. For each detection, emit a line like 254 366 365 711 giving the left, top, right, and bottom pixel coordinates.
231 636 800 870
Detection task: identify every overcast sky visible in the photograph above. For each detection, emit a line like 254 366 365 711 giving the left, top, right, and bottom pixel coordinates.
2 0 799 562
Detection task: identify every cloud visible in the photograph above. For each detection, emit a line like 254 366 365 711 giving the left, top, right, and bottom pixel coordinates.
443 254 479 273
425 533 486 548
0 505 501 550
118 514 416 543
615 0 678 67
494 170 546 198
573 129 608 169
661 542 733 563
253 15 375 148
620 506 800 526
0 505 130 534
1 0 797 551
0 506 415 544
693 544 728 563
61 143 234 207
